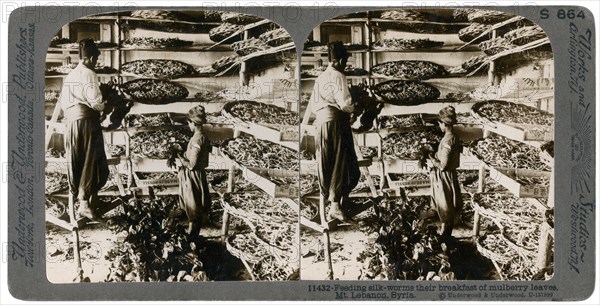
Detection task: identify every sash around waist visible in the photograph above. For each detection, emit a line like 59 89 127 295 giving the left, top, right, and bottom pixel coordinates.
63 103 100 122
315 106 349 123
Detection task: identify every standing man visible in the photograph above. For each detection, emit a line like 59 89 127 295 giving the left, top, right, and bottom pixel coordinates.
310 42 360 222
60 39 109 220
427 106 463 241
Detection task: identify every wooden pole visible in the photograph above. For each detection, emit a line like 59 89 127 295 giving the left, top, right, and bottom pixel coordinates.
222 129 241 242
536 222 552 270
473 164 486 237
319 194 333 280
68 193 83 281
239 30 250 87
488 30 497 85
537 166 554 269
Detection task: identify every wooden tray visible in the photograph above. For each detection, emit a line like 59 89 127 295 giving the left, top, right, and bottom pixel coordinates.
488 167 550 198
386 172 430 188
220 151 299 199
222 101 299 147
243 167 300 199
471 102 553 142
133 171 178 187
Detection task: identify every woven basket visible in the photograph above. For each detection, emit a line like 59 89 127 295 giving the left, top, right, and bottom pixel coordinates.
492 43 552 74
220 11 263 24
121 37 193 49
371 60 448 80
125 10 213 33
226 233 265 264
121 59 196 79
461 55 487 72
222 100 298 126
373 80 440 106
452 8 477 22
377 10 463 34
379 9 427 21
478 37 515 55
221 193 296 225
458 23 492 42
231 38 270 56
130 10 194 21
208 23 243 43
504 25 547 45
476 233 515 264
473 100 554 126
471 197 513 228
467 9 514 24
501 226 538 259
212 54 241 72
129 129 191 159
252 223 296 254
259 28 293 47
376 21 459 34
472 193 544 226
372 38 444 51
203 10 223 22
122 79 189 105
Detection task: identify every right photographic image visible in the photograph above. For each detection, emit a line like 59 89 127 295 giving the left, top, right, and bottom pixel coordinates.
299 8 554 281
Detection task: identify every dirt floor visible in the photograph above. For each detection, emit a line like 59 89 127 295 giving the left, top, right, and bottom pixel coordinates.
47 194 499 282
46 215 250 283
300 203 500 281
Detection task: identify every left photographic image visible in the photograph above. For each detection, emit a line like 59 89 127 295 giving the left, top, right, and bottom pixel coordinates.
44 9 299 282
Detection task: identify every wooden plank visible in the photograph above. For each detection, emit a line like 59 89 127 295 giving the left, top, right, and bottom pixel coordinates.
207 19 271 50
456 16 525 50
386 172 430 189
243 167 299 199
480 119 552 143
468 38 551 76
488 167 551 198
233 124 298 151
46 213 74 231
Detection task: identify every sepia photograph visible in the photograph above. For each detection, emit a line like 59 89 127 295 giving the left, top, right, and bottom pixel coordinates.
43 7 556 284
44 9 299 282
299 8 554 281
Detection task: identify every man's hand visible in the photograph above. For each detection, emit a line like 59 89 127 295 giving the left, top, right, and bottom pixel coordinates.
349 113 358 124
426 158 435 169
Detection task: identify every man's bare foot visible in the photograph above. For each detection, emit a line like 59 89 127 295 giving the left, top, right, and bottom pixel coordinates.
77 200 101 220
327 203 351 223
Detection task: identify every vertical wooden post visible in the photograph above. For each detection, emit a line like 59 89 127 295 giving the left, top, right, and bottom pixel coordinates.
536 222 552 270
473 164 486 237
222 129 241 242
488 30 497 85
115 15 121 79
313 25 323 69
537 164 554 269
364 15 372 72
68 193 83 280
319 194 333 280
239 30 250 87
